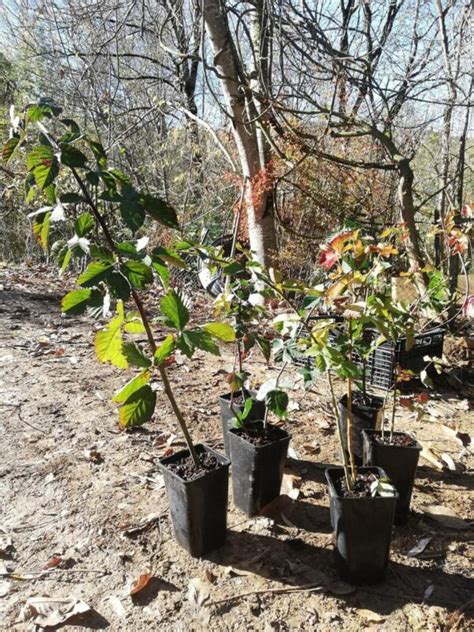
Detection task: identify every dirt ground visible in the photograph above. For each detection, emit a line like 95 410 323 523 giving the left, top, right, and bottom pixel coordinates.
0 264 473 631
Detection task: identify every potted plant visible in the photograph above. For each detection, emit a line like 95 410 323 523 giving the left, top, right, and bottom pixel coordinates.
212 256 272 456
5 101 236 557
228 390 291 516
254 226 399 582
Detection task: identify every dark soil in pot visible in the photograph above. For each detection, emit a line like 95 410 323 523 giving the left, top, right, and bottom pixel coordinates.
325 466 397 584
362 429 422 526
339 392 383 465
229 424 291 517
219 390 266 456
158 444 230 558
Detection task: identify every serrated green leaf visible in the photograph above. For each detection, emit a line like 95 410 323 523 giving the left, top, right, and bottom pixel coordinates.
60 192 83 204
59 144 88 168
202 322 235 342
27 145 59 190
160 290 189 330
256 335 271 361
78 261 114 288
74 212 95 237
89 245 114 262
266 389 289 419
124 312 146 334
2 137 19 163
88 140 107 169
122 342 151 368
107 272 131 300
180 329 220 356
152 261 170 288
121 260 152 289
113 370 151 403
154 334 175 364
32 211 51 251
95 314 127 368
143 195 179 229
120 198 145 232
61 288 102 314
43 183 56 205
118 385 156 429
59 118 81 142
59 247 72 275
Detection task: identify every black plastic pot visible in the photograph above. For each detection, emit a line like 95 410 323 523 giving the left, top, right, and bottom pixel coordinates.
219 391 266 456
325 467 398 584
229 425 291 516
339 393 383 465
362 429 422 525
158 444 230 558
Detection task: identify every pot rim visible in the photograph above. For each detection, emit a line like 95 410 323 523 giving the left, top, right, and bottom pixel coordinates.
339 392 384 410
325 466 399 501
219 389 259 403
228 424 291 450
362 428 422 451
158 443 230 483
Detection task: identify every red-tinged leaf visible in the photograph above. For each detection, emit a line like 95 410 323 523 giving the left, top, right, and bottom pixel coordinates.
319 248 339 271
417 392 429 404
399 397 413 409
45 556 62 569
130 572 152 596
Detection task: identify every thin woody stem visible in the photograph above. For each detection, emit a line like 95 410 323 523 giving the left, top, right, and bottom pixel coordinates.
70 168 200 465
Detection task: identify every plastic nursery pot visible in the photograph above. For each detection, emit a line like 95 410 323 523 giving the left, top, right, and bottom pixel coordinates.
362 429 422 526
219 390 266 457
325 467 398 584
339 392 383 465
228 424 291 517
158 444 230 558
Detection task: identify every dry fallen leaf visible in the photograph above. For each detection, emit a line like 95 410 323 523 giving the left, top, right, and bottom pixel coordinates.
44 556 62 569
441 453 457 471
130 572 152 596
424 505 470 530
19 596 91 627
204 569 217 584
358 608 385 623
281 471 302 500
119 513 161 536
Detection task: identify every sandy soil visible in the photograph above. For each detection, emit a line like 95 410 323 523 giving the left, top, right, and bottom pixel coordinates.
0 264 473 631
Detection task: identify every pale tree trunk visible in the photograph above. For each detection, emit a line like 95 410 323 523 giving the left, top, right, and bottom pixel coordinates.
202 0 277 268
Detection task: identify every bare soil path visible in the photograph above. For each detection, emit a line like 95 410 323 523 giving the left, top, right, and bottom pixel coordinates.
0 264 473 631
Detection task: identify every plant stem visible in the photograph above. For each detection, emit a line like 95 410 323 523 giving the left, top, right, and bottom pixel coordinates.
70 167 200 466
390 389 397 442
327 370 351 489
346 318 357 482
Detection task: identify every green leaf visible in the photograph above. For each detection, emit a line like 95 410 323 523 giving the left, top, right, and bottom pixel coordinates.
86 171 100 186
202 322 236 342
222 261 246 276
121 260 153 289
143 194 179 229
107 272 131 300
89 245 114 262
2 137 19 163
27 145 59 190
95 314 127 368
152 246 186 268
78 261 114 288
182 329 220 356
154 334 175 364
117 241 142 260
60 192 83 204
152 261 170 288
113 370 151 403
160 290 189 330
88 140 107 169
32 211 51 251
59 118 81 142
118 385 156 429
61 288 102 314
124 312 146 334
122 342 151 368
266 389 289 419
256 335 271 361
74 212 95 237
59 247 72 275
59 143 88 168
120 199 145 233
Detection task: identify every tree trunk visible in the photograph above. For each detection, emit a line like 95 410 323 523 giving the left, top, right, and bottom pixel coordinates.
202 0 278 268
397 158 427 293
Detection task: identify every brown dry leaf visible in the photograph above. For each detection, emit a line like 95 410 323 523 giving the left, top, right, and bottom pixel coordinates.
204 569 217 584
162 447 174 458
420 447 445 470
130 572 152 596
44 556 62 569
358 608 385 623
259 494 295 520
224 566 253 578
303 443 321 456
19 596 91 627
120 513 161 535
424 505 470 530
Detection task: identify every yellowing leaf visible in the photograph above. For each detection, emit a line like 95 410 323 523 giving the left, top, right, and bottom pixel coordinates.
94 315 127 368
202 322 236 342
113 370 150 403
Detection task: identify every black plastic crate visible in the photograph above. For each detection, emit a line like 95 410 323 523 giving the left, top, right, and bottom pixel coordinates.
288 327 444 391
